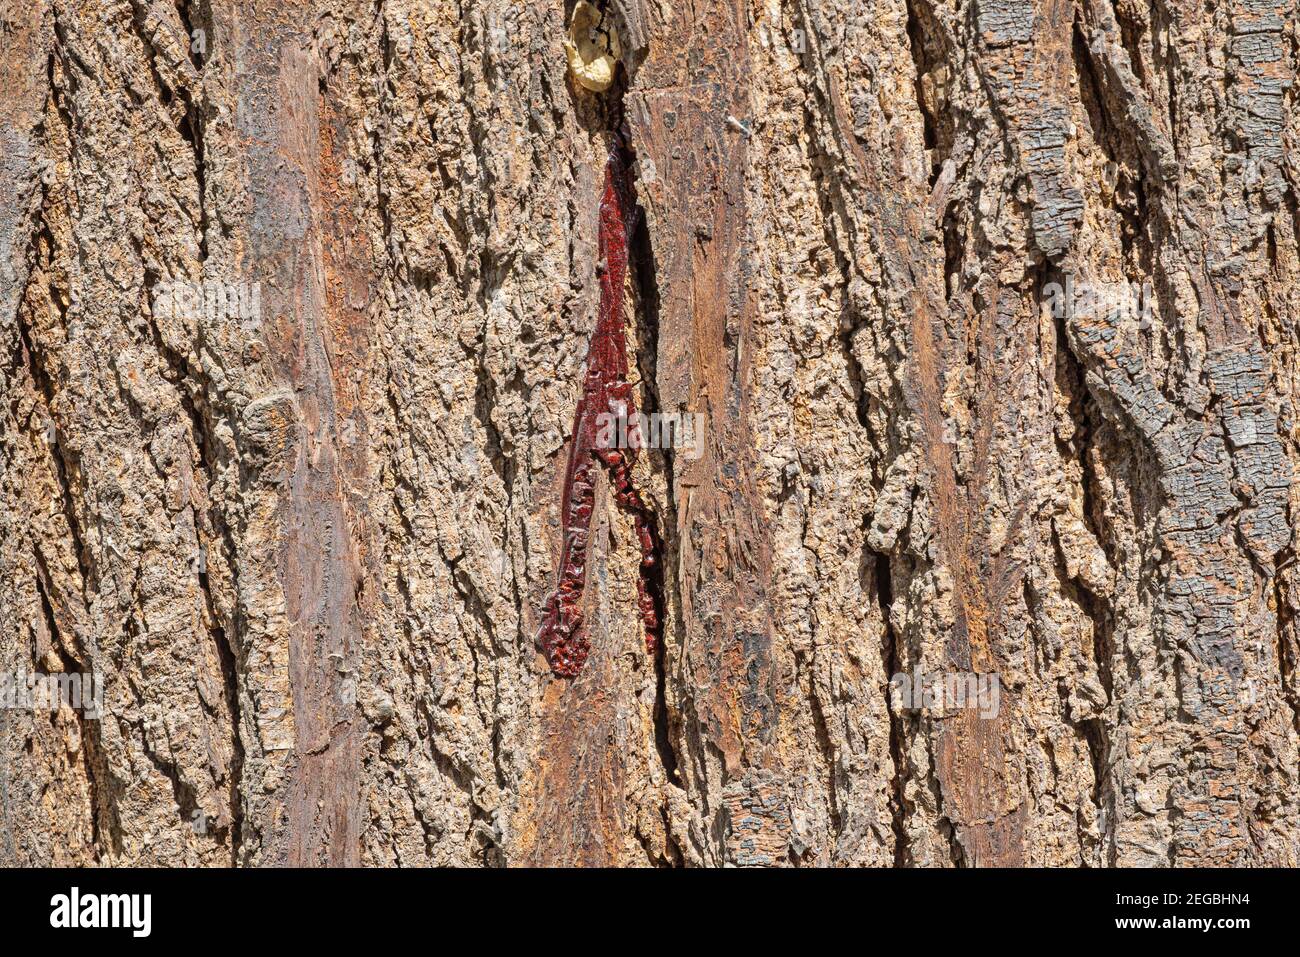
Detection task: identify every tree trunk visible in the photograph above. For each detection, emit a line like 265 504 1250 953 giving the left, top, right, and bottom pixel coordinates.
1 0 1297 866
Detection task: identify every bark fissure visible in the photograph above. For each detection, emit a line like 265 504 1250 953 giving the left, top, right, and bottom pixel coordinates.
874 551 909 866
32 570 103 859
627 191 683 792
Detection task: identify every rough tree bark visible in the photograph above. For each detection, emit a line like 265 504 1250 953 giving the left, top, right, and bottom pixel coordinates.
1 0 1297 866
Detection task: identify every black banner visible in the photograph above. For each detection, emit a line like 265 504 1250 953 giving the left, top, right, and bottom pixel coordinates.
0 866 1277 944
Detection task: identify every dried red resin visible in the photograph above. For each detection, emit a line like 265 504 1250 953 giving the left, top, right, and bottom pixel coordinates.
538 140 661 677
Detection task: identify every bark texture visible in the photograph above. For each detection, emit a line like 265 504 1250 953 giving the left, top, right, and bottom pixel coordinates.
1 0 1298 866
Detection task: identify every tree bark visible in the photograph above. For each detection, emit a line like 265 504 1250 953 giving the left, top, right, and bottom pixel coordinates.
1 0 1297 866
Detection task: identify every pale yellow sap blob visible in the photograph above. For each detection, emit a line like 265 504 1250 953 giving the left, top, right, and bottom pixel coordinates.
564 1 621 92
